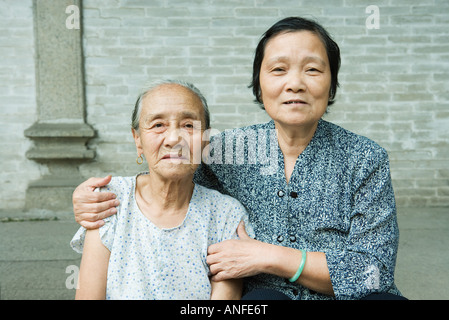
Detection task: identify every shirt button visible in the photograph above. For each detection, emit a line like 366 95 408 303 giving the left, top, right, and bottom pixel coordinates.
277 235 284 243
289 235 296 242
277 190 285 197
290 191 298 198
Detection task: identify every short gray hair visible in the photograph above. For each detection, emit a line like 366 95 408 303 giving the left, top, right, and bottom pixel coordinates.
131 79 210 133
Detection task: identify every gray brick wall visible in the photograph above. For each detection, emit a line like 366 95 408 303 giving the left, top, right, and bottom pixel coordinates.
1 0 448 210
0 0 41 211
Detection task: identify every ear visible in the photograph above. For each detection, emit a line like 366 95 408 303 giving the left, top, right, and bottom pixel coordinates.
132 128 143 156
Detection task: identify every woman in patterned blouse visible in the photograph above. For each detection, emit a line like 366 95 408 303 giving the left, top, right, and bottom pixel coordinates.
72 17 405 300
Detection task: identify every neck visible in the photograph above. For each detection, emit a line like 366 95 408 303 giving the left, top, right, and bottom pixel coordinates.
274 121 318 184
136 172 194 212
275 121 318 158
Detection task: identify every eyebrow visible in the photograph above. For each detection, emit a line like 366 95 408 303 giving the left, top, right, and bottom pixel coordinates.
266 55 327 67
143 111 201 122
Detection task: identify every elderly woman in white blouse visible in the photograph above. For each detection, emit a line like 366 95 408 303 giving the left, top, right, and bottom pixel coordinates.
71 80 252 300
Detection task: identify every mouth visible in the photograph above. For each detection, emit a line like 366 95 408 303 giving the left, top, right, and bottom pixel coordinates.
161 151 188 161
283 99 307 105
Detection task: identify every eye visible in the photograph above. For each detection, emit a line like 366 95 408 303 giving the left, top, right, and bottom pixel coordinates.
150 122 166 132
182 120 203 131
271 67 286 73
182 122 196 132
306 67 322 74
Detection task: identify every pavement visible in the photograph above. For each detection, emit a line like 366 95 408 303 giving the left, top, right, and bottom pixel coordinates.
0 207 448 300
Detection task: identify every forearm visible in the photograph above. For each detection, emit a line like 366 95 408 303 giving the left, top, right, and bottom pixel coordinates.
261 243 334 296
75 229 110 300
210 279 242 300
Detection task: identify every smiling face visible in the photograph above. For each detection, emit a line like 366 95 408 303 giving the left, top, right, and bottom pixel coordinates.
259 31 332 131
132 83 206 181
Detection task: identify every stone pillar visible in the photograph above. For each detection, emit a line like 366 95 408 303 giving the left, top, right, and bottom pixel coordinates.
25 0 94 213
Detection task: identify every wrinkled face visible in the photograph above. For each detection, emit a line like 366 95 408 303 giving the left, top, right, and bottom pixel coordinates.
259 31 331 130
132 84 206 181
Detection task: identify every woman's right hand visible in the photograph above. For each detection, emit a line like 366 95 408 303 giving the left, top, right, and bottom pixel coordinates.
72 175 119 229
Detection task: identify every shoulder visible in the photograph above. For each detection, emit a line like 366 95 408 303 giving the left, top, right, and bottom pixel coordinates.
194 184 248 224
97 175 138 220
229 120 273 133
96 175 138 203
210 121 274 142
193 184 253 240
195 184 246 210
320 120 388 163
98 175 134 193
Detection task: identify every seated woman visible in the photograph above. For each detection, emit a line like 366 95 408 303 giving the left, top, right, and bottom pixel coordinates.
70 80 252 300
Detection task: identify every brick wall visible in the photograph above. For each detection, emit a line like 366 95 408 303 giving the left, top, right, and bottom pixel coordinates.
0 0 41 211
1 0 448 210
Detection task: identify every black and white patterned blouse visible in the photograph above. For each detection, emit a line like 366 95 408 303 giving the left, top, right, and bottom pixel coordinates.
195 119 402 300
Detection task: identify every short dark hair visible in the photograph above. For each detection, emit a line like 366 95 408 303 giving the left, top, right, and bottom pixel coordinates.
249 17 341 109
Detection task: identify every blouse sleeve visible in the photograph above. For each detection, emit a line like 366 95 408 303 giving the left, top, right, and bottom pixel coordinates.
70 210 117 253
325 148 399 300
217 196 255 242
70 187 118 253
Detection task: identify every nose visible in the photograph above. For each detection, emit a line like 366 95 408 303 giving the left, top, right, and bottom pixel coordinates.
164 126 184 148
285 70 306 93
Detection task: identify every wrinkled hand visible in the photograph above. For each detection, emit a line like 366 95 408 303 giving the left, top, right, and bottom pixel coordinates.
207 221 266 281
72 175 119 229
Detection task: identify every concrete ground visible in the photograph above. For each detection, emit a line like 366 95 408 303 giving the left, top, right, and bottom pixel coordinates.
0 207 447 300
